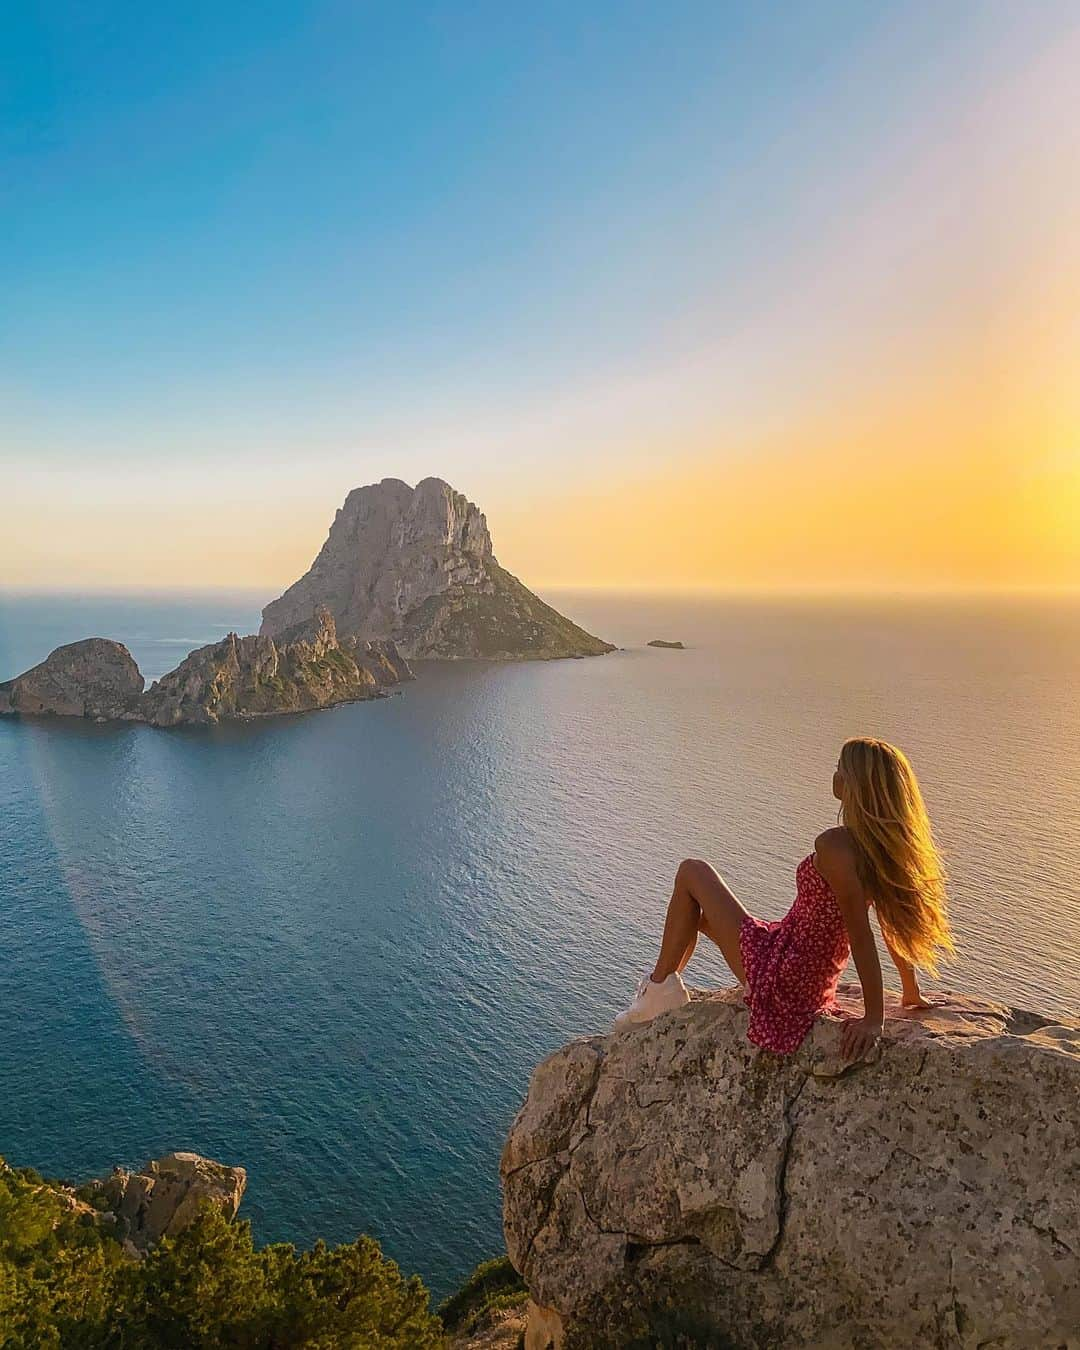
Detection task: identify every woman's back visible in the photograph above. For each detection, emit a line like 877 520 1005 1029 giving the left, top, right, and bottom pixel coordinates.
739 854 850 1052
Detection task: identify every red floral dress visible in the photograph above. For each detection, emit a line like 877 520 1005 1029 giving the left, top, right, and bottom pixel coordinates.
738 854 851 1053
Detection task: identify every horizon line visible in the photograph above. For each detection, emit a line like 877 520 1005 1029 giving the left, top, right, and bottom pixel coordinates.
2 583 1077 601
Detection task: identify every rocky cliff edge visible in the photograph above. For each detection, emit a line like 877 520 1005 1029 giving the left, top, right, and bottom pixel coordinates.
502 984 1080 1349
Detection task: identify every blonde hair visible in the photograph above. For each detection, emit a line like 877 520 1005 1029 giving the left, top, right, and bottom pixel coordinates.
837 737 955 974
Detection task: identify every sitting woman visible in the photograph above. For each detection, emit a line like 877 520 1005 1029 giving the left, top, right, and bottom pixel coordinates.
615 736 954 1059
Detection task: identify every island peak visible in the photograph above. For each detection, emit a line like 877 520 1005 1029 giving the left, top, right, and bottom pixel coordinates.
261 477 613 660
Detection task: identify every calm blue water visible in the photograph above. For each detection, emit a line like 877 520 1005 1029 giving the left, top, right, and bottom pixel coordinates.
1 590 1077 1297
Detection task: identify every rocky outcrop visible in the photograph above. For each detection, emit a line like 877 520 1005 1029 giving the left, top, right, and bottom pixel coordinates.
89 1151 247 1255
139 606 411 726
502 985 1080 1349
0 638 144 719
0 608 411 727
260 477 614 660
647 639 684 649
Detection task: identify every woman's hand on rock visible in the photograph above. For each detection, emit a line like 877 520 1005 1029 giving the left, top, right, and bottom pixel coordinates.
840 1015 884 1062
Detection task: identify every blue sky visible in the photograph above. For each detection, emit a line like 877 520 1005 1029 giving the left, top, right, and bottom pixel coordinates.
5 3 878 443
3 2 1078 589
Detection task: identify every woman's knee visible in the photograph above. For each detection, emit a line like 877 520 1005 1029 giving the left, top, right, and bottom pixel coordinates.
677 857 713 890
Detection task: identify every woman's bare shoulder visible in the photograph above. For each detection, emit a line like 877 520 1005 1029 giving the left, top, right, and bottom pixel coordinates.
814 828 867 913
814 825 855 856
813 827 858 879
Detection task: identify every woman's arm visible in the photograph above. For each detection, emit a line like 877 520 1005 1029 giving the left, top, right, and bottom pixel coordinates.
815 830 883 1061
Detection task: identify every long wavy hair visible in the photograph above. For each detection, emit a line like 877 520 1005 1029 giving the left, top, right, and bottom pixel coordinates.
837 737 954 973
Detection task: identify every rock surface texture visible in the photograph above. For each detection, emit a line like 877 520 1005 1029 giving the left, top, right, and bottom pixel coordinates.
0 638 144 719
0 608 411 726
140 606 411 726
502 985 1080 1349
260 476 614 660
89 1151 246 1255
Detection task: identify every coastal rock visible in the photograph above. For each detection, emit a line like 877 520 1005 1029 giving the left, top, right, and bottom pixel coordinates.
260 476 614 660
647 639 684 649
91 1151 246 1254
140 605 411 726
0 638 144 719
502 984 1080 1349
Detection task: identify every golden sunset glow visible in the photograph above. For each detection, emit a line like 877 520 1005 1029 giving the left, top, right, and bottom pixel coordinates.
3 5 1078 595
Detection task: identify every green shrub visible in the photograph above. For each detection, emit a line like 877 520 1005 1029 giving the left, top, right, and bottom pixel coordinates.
437 1255 527 1334
322 648 353 675
0 1158 445 1349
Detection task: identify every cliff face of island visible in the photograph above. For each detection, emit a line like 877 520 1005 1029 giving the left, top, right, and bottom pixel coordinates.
0 638 146 720
502 984 1080 1349
140 607 411 726
260 477 614 660
0 608 412 727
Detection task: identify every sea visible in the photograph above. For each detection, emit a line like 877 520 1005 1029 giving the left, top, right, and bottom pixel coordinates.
1 589 1077 1299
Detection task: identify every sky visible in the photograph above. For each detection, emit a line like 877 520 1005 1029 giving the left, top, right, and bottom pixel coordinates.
2 1 1078 593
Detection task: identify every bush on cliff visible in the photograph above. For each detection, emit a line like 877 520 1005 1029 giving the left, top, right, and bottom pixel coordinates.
437 1255 527 1337
0 1159 443 1348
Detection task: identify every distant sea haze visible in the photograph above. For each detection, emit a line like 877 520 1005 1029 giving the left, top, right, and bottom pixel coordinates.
0 589 1076 1297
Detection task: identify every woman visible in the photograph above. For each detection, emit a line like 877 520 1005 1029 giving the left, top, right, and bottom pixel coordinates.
615 737 954 1059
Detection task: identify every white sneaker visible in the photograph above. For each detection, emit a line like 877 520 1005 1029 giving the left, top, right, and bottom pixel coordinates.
613 971 691 1027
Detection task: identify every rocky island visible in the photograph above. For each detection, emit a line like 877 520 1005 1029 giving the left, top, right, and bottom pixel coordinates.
647 638 684 649
0 607 411 726
138 607 411 726
0 477 611 727
261 476 614 660
0 637 146 720
502 984 1080 1348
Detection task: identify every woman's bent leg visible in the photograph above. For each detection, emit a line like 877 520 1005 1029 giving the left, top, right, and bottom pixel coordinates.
651 859 749 985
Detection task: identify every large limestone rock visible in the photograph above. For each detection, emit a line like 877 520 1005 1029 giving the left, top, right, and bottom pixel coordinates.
260 476 614 660
140 605 411 726
0 638 144 719
92 1151 246 1254
502 985 1080 1349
